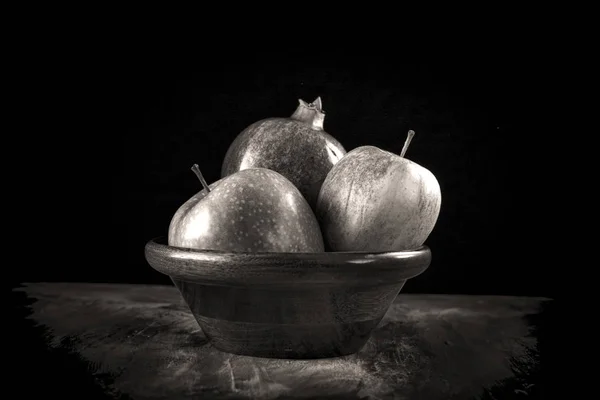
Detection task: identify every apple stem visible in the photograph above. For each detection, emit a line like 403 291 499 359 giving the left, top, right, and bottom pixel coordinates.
191 164 210 192
400 130 416 158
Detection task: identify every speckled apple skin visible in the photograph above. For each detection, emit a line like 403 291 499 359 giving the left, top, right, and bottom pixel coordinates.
168 168 324 253
316 146 441 252
221 118 346 210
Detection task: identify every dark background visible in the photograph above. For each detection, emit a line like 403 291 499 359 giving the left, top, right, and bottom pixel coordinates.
15 45 553 298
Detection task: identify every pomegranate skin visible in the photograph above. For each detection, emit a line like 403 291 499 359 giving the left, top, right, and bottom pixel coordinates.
221 98 346 209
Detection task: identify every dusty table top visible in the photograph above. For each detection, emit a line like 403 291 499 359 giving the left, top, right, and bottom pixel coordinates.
11 283 555 399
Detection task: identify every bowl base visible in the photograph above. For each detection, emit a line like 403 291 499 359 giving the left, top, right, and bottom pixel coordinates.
195 315 379 359
172 278 404 359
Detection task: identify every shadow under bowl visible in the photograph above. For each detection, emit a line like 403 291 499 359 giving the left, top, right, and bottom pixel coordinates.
144 237 431 359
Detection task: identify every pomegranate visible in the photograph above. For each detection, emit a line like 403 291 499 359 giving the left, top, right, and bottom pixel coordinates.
221 97 346 209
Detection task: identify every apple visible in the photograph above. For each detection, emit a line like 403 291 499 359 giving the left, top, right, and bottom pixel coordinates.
168 164 325 252
316 131 441 252
221 97 346 210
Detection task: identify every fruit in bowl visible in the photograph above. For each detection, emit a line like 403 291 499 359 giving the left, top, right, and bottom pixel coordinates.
146 163 431 359
316 130 442 252
221 97 346 210
145 99 442 359
168 165 324 252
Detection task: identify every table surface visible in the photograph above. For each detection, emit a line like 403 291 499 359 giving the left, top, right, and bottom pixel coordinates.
10 283 555 399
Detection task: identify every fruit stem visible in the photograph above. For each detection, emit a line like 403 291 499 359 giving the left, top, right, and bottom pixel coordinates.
290 98 325 130
311 97 323 112
191 164 210 192
400 130 415 158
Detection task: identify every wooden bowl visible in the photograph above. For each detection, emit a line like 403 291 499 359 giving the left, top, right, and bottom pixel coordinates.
144 237 431 359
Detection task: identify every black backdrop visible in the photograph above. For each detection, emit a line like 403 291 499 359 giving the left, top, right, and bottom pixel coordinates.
18 47 553 298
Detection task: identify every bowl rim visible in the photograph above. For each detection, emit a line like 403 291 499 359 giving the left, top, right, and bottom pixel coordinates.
145 237 432 287
151 236 429 258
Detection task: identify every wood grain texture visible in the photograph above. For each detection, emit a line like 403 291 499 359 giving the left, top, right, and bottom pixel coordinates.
146 237 430 358
12 283 553 400
173 279 405 358
144 237 431 288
